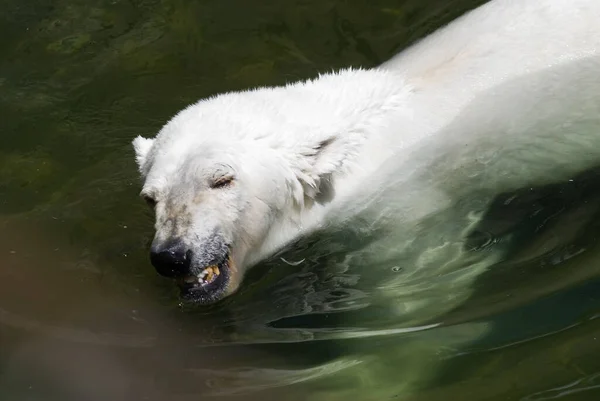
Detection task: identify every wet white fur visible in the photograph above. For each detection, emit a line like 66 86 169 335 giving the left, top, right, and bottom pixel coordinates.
134 0 600 294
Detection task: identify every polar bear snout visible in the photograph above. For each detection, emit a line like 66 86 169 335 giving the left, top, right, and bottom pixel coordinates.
149 233 235 304
150 240 192 278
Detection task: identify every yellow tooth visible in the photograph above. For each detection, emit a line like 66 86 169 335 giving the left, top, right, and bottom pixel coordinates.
213 266 220 276
206 267 214 282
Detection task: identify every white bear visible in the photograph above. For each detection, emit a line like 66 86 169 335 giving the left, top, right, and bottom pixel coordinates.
133 0 600 306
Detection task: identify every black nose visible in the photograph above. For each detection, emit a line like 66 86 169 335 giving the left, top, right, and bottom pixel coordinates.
150 242 192 278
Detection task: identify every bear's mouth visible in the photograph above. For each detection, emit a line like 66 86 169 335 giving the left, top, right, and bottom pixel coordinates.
176 252 231 304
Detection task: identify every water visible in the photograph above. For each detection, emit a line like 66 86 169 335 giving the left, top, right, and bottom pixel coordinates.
2 0 600 400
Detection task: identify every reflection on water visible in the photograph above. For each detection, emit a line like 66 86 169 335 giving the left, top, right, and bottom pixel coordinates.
1 0 600 400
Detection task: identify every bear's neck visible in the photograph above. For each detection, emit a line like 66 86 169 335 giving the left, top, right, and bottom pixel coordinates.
245 68 437 269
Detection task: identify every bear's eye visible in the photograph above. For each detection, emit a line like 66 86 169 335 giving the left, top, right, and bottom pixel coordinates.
211 175 234 189
143 195 157 208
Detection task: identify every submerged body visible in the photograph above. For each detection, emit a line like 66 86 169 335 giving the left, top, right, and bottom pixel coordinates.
133 0 600 304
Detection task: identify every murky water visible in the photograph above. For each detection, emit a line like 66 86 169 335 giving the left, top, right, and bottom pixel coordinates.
2 0 600 400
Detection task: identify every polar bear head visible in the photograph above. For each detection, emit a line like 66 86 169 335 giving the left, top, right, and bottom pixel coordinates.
132 70 406 304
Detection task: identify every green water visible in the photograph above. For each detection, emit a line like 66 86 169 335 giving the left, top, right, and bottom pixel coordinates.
2 0 600 400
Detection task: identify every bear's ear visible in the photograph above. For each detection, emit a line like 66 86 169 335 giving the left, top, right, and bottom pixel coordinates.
294 135 346 203
132 135 154 174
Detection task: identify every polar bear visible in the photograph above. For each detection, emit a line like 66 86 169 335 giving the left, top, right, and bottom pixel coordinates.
133 0 600 306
